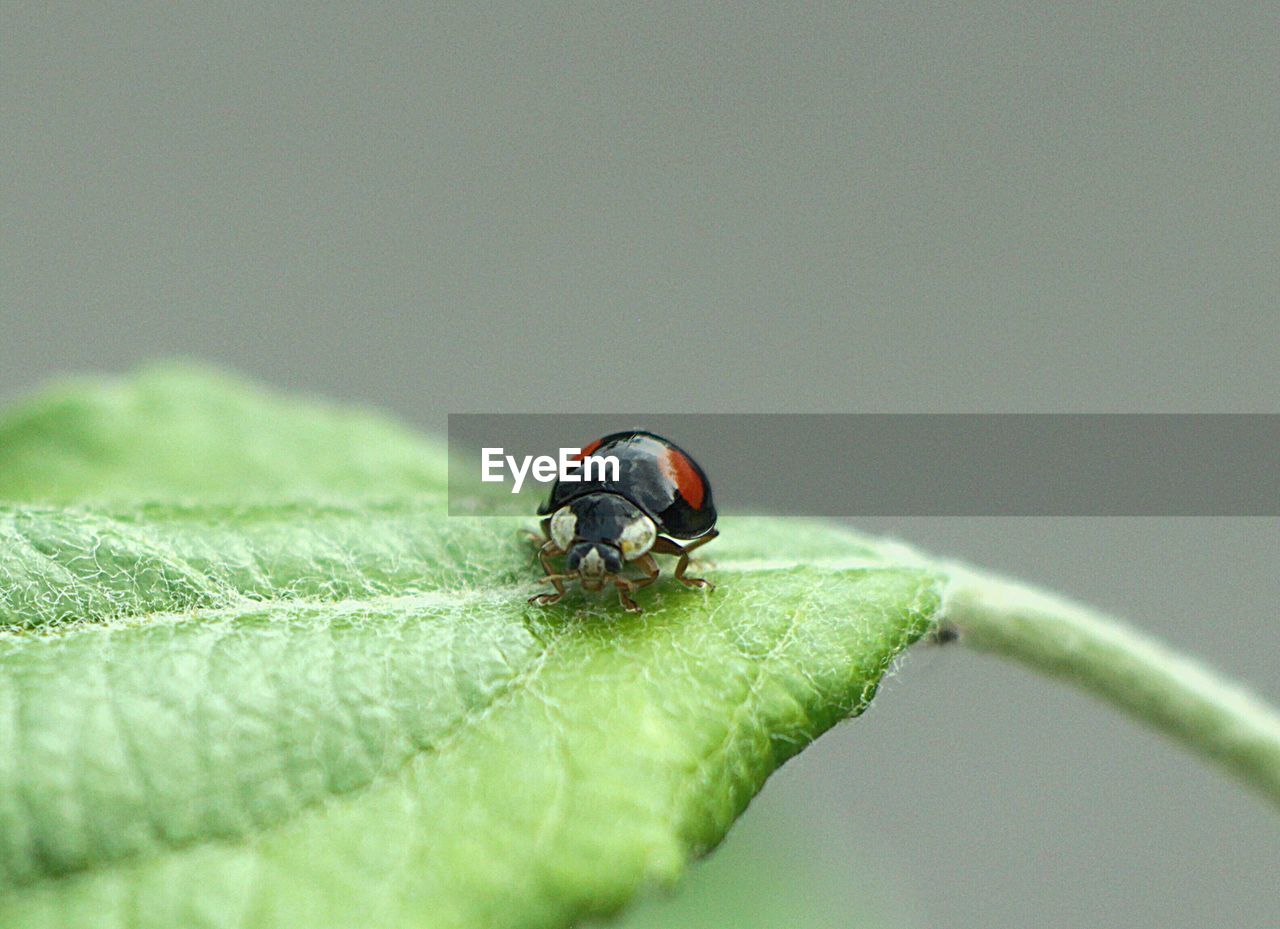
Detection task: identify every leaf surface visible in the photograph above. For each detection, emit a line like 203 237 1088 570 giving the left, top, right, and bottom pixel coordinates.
0 367 941 929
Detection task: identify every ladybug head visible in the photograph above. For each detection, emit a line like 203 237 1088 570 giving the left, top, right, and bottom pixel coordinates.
567 542 623 590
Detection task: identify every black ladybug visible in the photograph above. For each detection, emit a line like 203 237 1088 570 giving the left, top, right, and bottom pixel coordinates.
528 430 719 613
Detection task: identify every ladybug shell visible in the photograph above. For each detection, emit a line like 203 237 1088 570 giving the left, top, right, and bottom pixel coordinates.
537 431 716 539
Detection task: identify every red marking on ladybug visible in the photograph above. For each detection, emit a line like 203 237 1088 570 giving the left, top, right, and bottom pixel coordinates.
572 438 604 461
661 447 705 509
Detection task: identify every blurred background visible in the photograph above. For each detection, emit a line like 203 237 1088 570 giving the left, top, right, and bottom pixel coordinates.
2 4 1276 927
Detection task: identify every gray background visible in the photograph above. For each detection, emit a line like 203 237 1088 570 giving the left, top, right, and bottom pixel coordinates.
2 4 1276 927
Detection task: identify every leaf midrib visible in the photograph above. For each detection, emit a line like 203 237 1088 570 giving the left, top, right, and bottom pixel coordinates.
1 557 914 640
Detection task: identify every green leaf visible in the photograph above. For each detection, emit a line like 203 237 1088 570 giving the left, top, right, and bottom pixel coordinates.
0 366 942 929
0 362 449 504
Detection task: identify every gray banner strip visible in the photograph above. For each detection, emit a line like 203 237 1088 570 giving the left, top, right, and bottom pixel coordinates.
447 414 1279 516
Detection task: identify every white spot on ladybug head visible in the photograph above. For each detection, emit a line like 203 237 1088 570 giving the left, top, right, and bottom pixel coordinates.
550 506 577 550
577 548 606 589
580 546 606 579
619 513 657 560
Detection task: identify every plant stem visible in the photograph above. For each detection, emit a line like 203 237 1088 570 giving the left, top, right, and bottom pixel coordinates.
942 567 1280 809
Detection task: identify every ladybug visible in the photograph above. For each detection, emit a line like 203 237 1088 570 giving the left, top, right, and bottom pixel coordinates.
528 430 719 613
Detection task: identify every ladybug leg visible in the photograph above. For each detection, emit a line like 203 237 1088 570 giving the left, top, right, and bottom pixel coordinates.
529 541 569 606
612 576 642 613
538 572 577 584
521 517 553 550
653 530 719 590
631 554 660 589
537 539 564 575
